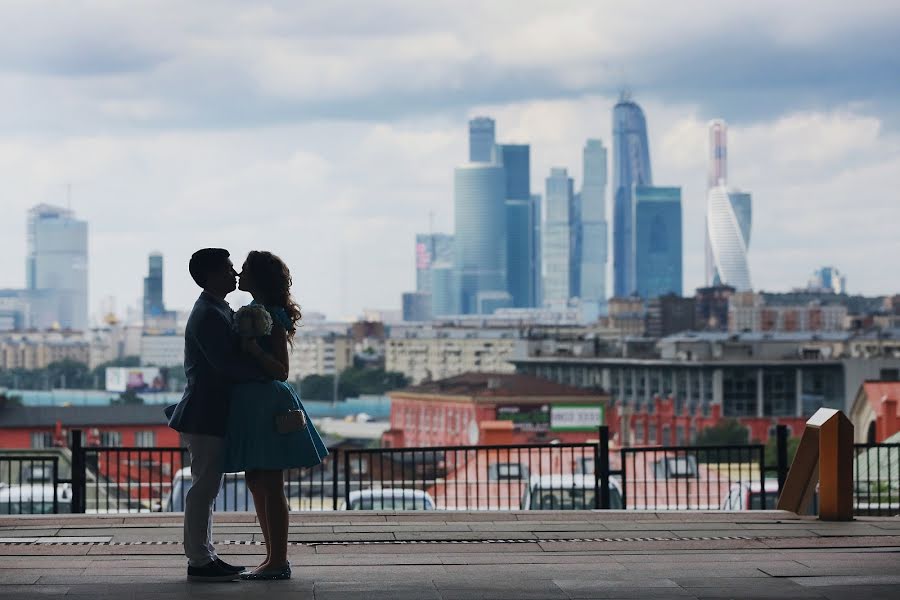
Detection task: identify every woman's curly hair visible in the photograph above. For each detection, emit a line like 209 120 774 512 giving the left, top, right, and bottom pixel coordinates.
244 250 302 341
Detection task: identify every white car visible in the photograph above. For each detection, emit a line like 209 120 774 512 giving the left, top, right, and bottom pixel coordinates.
521 474 623 510
0 483 72 514
340 488 435 510
164 467 254 512
720 479 780 510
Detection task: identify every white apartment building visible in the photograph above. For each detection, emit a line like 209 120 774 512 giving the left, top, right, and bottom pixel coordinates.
0 331 90 370
385 325 519 384
140 334 185 367
288 331 353 383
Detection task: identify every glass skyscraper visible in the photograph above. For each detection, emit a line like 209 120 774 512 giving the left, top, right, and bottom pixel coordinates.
542 168 574 307
454 163 507 314
612 94 653 298
415 233 454 294
707 186 752 291
499 144 536 308
143 252 165 317
468 117 496 163
634 186 682 299
705 119 753 291
530 194 543 307
579 139 609 317
26 204 88 331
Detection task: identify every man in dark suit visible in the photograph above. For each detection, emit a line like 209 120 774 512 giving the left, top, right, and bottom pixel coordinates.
165 248 267 582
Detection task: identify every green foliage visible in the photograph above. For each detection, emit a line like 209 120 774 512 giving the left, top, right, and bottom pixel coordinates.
695 418 750 446
111 389 145 406
299 367 410 401
764 434 801 468
0 390 23 408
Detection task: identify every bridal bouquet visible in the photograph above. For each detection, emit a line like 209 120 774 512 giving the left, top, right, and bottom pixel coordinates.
233 305 273 338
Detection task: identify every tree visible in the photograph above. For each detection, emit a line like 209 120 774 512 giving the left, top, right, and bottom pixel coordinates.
694 419 750 446
111 389 145 405
298 367 411 401
764 434 801 468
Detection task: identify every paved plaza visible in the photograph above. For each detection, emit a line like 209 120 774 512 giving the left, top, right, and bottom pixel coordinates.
0 510 898 599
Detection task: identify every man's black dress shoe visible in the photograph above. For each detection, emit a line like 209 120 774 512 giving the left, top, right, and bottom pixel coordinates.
215 558 246 574
187 560 241 582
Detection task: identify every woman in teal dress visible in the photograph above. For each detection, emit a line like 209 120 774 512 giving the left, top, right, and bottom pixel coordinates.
223 250 328 581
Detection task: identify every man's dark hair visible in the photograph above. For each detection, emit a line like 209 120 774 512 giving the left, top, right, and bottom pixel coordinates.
189 248 230 288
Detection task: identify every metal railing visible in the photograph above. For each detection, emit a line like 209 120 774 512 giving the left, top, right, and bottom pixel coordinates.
853 442 899 516
0 455 63 514
342 442 602 510
0 426 896 515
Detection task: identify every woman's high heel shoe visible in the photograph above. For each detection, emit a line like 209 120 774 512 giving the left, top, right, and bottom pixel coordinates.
240 561 291 581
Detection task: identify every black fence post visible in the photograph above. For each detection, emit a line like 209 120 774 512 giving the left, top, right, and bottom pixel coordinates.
343 450 351 510
776 424 789 495
70 429 85 513
332 450 339 511
598 425 611 510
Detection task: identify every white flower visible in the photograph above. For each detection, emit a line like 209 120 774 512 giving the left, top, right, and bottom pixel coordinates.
233 305 273 338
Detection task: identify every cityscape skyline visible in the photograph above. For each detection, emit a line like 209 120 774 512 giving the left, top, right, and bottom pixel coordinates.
0 2 897 321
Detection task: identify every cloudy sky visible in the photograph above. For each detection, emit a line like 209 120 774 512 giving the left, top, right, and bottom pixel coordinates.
1 0 898 321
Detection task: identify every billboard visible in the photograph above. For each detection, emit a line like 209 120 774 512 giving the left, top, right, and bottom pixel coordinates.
105 367 167 393
550 404 605 432
497 404 551 432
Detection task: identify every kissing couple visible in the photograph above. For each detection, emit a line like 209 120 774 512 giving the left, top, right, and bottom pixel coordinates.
165 248 328 582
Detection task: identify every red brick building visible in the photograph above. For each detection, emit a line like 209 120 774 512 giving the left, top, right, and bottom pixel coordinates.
383 373 609 448
850 381 900 443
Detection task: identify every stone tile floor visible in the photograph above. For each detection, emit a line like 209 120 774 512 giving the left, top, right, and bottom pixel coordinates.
0 510 897 599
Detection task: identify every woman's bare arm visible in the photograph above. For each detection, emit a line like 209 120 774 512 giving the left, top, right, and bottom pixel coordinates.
243 325 290 381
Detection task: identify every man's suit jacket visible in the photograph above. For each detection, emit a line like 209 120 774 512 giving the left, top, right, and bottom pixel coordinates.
165 292 264 437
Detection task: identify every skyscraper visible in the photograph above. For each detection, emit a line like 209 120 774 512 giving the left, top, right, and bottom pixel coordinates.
143 252 165 317
499 144 536 308
468 117 496 163
26 204 88 330
705 119 752 290
454 162 507 314
707 186 752 291
415 234 454 294
579 139 609 317
530 194 543 307
612 94 653 297
542 168 574 307
634 186 682 299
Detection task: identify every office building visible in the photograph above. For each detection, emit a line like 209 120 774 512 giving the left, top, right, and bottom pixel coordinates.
499 144 536 308
415 234 454 294
634 186 682 299
26 204 89 330
468 117 496 163
612 94 653 297
454 163 507 314
542 168 575 308
430 262 456 317
808 267 847 294
646 294 696 338
143 252 165 318
530 194 543 307
402 292 433 322
579 139 609 318
707 185 752 291
695 285 736 331
728 292 848 333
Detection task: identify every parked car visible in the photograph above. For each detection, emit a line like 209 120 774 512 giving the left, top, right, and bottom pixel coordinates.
0 483 72 514
720 479 780 510
164 468 254 512
340 488 435 510
521 474 623 510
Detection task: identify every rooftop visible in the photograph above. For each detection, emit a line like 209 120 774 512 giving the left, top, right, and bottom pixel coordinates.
0 511 897 599
397 372 598 398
